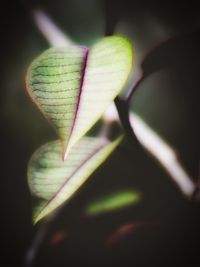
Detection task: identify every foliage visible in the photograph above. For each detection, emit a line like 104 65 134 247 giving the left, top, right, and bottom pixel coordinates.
26 36 133 222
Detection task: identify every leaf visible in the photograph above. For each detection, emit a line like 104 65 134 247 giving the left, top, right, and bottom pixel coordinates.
26 36 133 159
28 136 122 223
85 190 141 216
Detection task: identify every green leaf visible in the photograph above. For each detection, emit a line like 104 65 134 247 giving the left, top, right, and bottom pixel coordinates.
85 190 141 216
28 136 122 224
26 36 133 159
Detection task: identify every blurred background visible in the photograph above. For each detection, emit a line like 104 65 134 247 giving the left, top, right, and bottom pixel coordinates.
0 0 199 266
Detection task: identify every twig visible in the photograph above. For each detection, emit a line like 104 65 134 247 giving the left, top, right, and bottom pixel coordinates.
103 103 195 197
126 73 144 104
25 223 47 267
32 9 74 47
130 113 195 196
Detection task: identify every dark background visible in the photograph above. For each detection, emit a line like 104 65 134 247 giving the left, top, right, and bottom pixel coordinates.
0 0 200 266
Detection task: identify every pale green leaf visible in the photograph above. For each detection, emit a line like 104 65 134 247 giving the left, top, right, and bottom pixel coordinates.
28 136 122 223
26 36 133 159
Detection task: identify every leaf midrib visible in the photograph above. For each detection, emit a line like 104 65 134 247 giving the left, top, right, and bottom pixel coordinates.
63 47 89 159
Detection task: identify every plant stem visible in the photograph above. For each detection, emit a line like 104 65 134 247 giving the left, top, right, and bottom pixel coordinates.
126 73 144 104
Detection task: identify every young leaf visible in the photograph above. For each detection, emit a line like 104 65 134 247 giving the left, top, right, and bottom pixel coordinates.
26 36 133 159
28 136 122 224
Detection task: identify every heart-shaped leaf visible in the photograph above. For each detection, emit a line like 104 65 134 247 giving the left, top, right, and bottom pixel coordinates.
28 136 122 223
26 36 133 159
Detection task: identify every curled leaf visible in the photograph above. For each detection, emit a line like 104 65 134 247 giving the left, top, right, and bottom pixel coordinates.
28 136 122 223
26 36 133 158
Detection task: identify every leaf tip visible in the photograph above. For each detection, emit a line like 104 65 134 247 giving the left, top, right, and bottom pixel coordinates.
63 143 71 161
